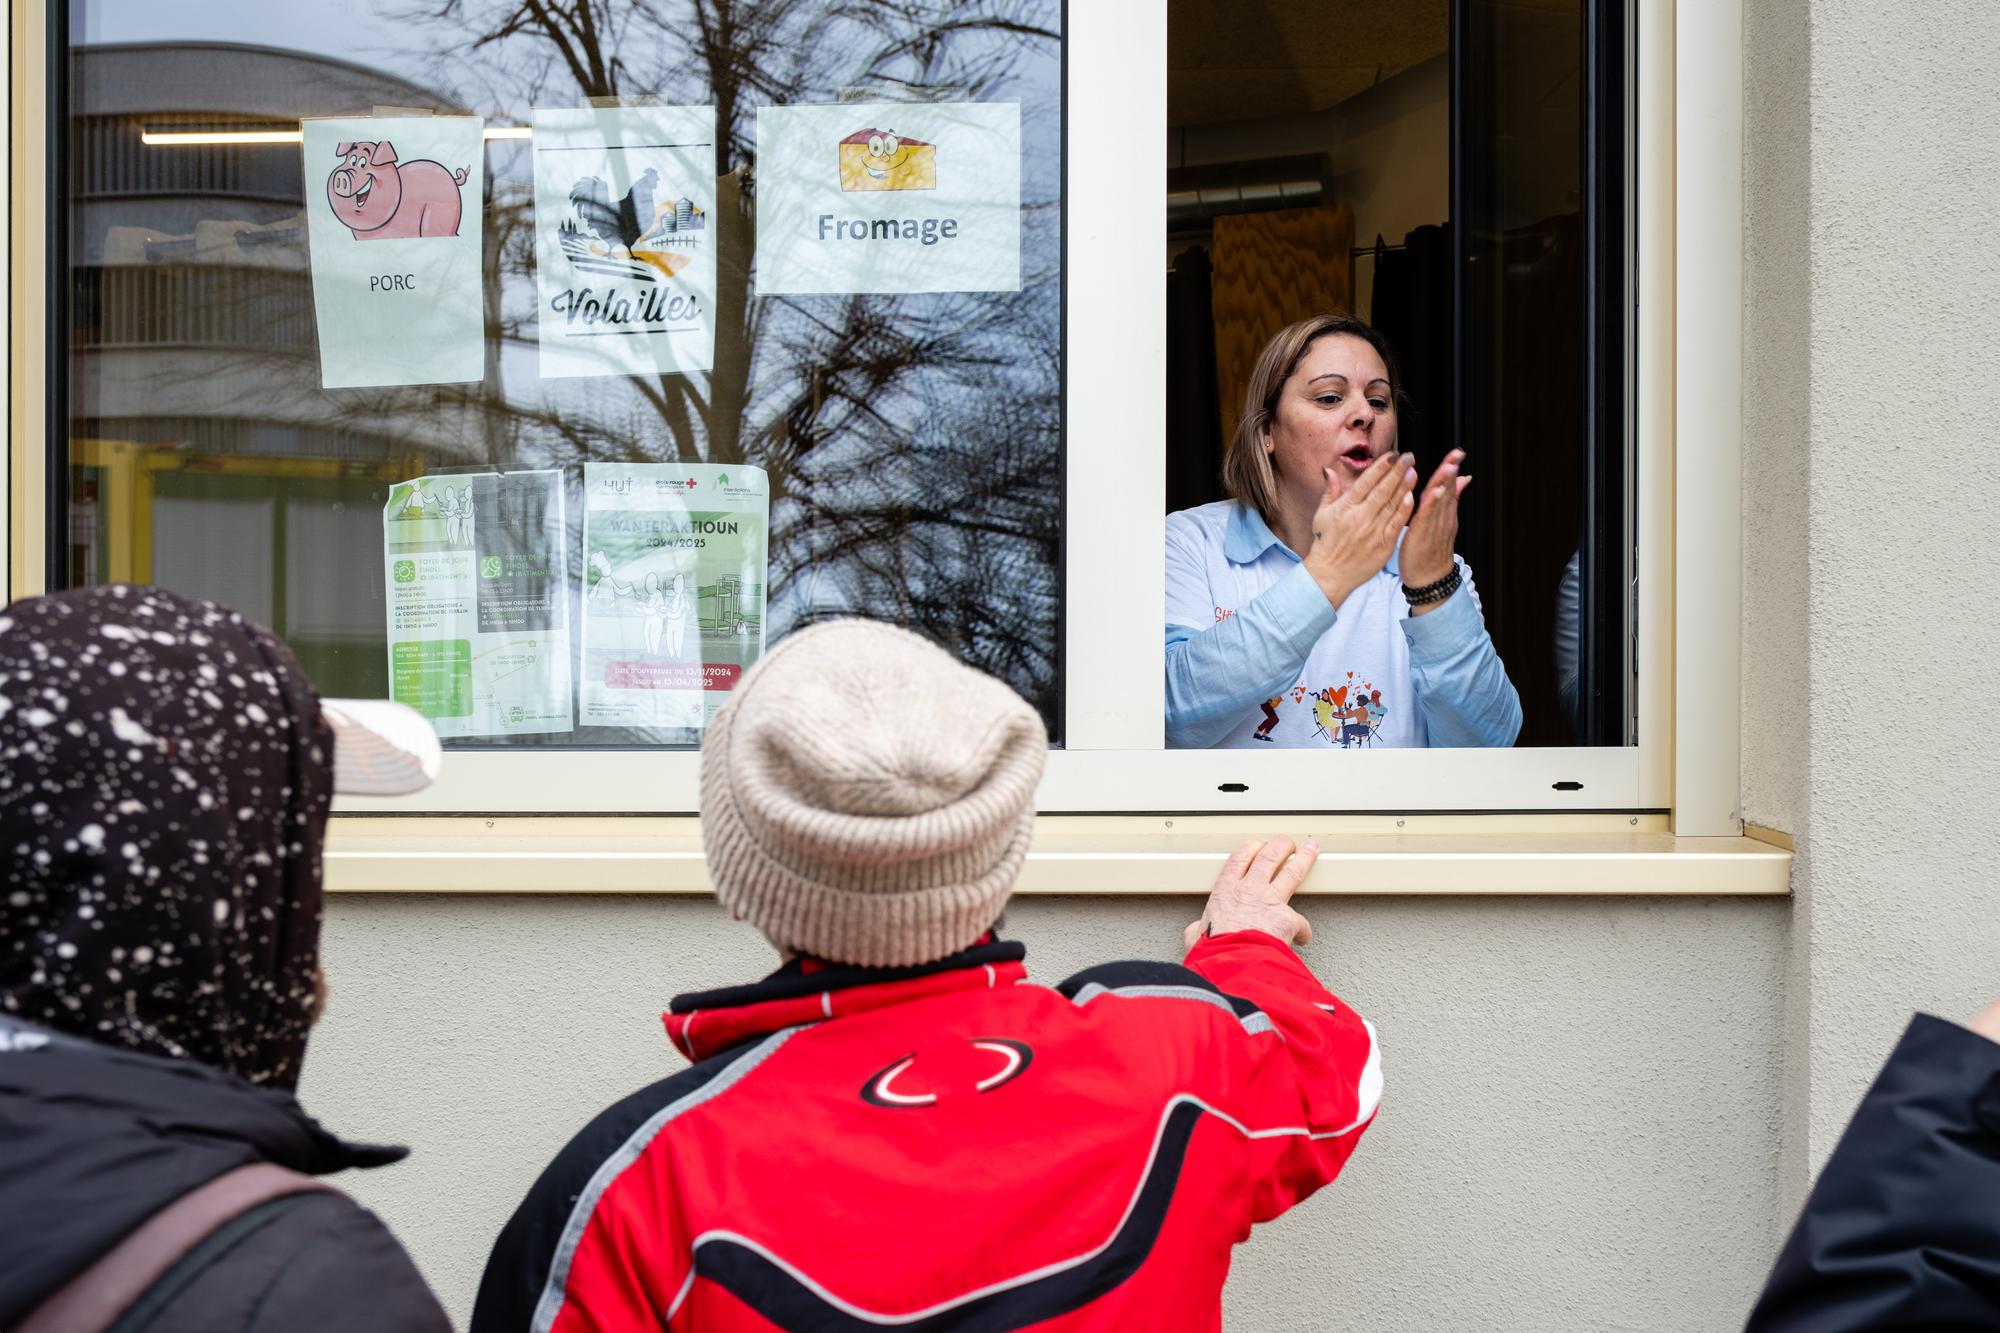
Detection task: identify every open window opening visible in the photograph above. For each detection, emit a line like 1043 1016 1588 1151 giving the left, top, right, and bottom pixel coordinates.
1164 0 1632 753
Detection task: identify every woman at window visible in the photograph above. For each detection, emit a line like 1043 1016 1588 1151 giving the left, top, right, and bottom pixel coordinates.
1165 314 1522 749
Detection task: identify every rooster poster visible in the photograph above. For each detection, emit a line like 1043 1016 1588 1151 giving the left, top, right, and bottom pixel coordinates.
532 105 717 379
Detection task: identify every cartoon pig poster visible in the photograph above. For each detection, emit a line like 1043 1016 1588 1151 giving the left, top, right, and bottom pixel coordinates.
302 115 486 389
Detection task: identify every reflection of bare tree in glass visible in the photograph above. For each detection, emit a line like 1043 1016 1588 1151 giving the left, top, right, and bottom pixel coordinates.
396 0 1064 726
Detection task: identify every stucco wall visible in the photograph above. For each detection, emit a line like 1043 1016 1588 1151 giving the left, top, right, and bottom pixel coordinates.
304 891 1785 1331
1741 0 1813 1209
1780 0 2000 1172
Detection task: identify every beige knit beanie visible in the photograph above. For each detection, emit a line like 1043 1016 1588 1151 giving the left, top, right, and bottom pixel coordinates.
700 619 1048 967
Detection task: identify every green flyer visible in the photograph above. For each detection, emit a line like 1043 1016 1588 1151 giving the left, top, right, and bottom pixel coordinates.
579 462 768 730
382 469 574 738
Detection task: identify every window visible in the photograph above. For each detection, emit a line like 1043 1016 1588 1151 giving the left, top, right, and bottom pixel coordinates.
1163 0 1634 755
59 1 1065 751
39 0 1687 817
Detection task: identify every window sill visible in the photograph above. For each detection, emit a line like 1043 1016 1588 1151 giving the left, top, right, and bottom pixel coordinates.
323 815 1791 896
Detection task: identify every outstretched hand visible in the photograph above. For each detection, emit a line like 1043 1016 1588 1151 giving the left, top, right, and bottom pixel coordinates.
1399 449 1470 594
1183 835 1319 952
1303 452 1416 612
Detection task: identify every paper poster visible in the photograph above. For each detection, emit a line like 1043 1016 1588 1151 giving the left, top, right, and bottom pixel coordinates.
533 105 718 379
383 470 573 739
302 116 486 389
755 101 1021 295
579 463 768 730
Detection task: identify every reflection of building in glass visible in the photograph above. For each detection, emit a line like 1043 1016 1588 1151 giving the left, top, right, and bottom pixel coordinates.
63 10 1067 730
71 43 486 693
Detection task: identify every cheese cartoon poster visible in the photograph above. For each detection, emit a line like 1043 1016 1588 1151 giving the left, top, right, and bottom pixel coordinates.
755 102 1021 296
302 115 486 389
533 105 718 379
837 127 937 191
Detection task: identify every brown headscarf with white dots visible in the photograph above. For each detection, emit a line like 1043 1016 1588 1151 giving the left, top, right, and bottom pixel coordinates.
0 585 334 1088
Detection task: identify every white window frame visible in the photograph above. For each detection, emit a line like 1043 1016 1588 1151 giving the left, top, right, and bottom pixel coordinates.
12 0 1742 837
342 0 1730 828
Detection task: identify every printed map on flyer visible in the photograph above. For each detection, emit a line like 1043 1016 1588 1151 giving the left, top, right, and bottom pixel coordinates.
382 470 573 739
579 462 768 730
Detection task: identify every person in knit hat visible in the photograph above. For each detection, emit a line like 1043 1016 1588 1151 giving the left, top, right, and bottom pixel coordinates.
475 619 1382 1333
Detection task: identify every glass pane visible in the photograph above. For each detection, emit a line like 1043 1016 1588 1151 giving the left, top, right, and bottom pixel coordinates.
1163 0 1629 750
1455 0 1630 746
60 0 1064 747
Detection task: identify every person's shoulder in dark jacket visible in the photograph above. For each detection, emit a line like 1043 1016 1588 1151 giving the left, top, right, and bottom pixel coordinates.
1747 1012 2000 1331
0 1020 450 1333
149 1190 450 1333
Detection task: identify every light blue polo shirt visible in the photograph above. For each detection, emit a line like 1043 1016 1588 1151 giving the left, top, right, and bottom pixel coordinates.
1164 501 1522 750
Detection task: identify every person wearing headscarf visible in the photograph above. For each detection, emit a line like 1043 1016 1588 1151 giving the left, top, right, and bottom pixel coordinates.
0 584 450 1332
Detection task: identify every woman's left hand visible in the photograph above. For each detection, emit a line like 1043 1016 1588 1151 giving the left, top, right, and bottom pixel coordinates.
1399 450 1471 600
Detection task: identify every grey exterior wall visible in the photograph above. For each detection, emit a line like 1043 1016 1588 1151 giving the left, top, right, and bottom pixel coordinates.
303 892 1786 1332
1742 0 2000 1190
1742 0 1813 1214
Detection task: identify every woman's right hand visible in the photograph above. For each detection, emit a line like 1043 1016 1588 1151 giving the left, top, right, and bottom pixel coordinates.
1302 451 1417 610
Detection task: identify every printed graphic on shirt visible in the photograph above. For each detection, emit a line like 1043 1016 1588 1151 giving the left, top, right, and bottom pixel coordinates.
1301 673 1388 748
1253 696 1282 742
1214 606 1234 623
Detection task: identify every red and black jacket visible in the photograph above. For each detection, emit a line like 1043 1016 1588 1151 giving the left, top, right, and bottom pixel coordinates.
472 931 1381 1332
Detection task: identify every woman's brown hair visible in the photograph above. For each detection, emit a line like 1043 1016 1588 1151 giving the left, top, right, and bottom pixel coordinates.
1221 314 1406 518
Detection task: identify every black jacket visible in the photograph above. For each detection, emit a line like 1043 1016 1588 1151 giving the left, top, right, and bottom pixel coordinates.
1747 1013 2000 1330
0 1016 450 1332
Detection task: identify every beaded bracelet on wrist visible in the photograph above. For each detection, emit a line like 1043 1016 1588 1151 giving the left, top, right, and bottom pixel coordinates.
1401 563 1463 606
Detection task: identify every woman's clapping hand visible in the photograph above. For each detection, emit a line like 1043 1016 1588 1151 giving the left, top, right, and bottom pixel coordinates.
1399 449 1471 601
1302 451 1417 611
